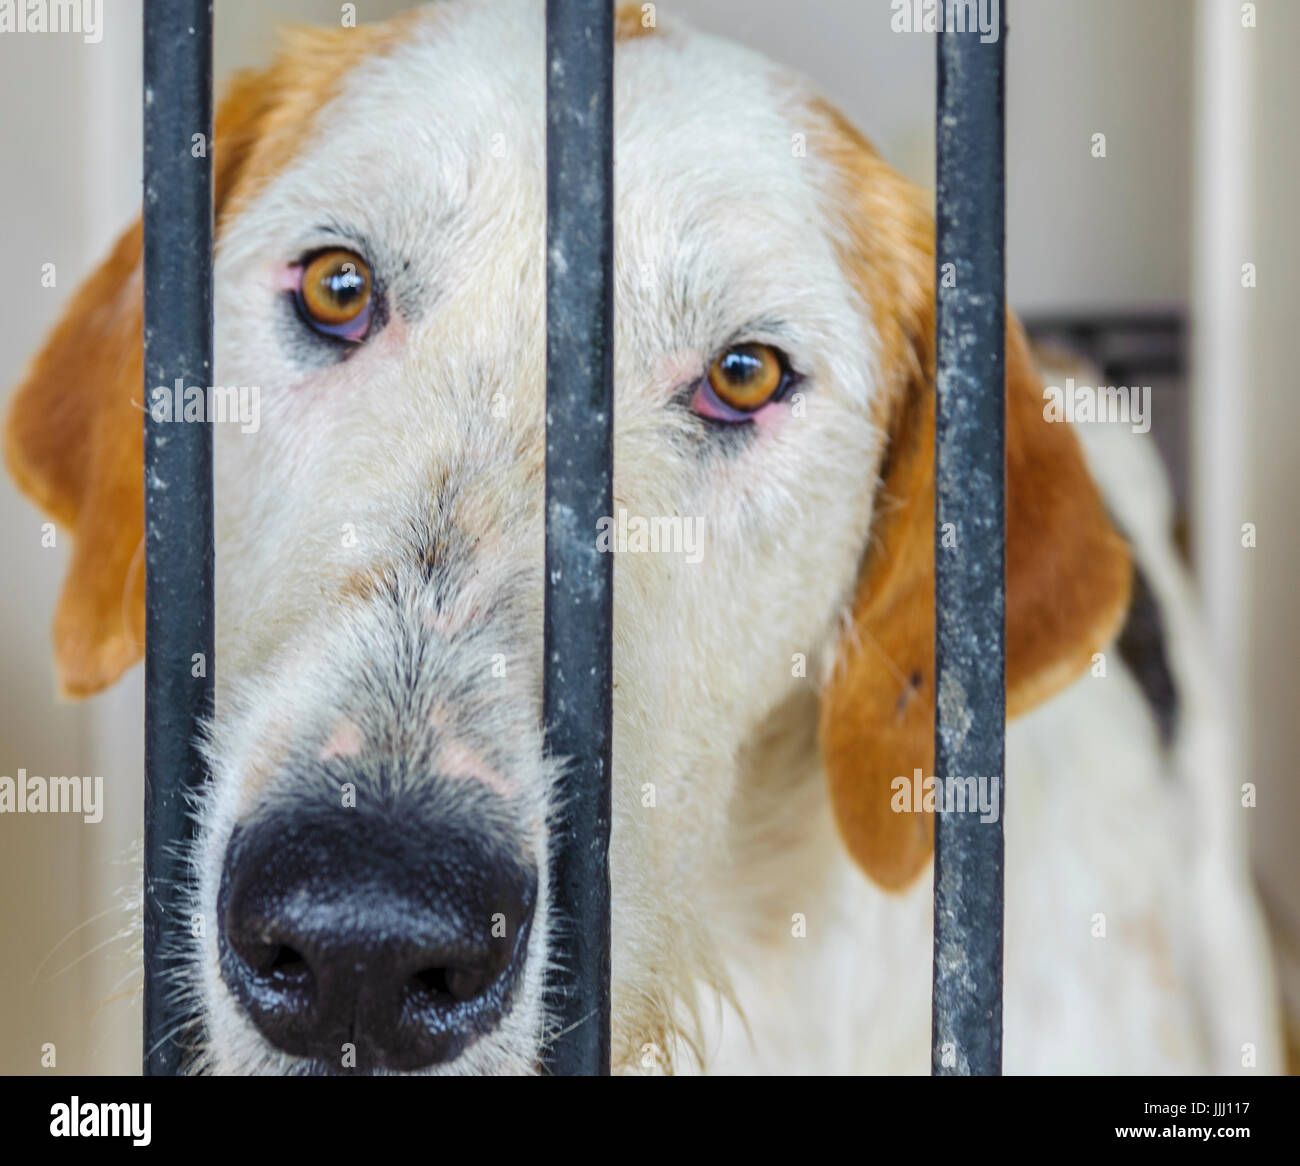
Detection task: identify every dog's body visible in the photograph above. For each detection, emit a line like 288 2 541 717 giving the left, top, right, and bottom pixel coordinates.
6 0 1282 1074
697 409 1281 1074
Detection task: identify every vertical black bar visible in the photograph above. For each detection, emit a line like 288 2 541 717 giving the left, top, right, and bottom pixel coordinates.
541 0 614 1075
142 0 214 1076
932 3 1006 1077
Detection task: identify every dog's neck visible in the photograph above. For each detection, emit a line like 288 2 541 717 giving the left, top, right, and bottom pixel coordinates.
675 686 935 1074
724 686 842 942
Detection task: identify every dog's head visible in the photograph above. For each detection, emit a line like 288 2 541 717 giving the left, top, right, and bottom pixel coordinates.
6 1 1129 1074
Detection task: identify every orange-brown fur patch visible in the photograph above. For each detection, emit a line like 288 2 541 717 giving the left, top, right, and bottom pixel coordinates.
340 564 391 605
615 2 659 41
4 227 147 697
812 101 1132 891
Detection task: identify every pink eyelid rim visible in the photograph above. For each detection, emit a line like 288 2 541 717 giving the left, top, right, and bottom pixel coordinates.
273 263 301 292
689 378 785 424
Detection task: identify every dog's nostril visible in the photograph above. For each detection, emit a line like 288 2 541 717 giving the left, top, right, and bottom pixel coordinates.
414 965 490 1004
445 966 489 1002
236 936 311 981
266 945 309 978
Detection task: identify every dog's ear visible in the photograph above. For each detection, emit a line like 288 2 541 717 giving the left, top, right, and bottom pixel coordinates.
4 27 402 697
814 105 1132 891
3 70 269 698
5 217 148 698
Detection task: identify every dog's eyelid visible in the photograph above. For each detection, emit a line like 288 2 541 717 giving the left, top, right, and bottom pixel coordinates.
290 240 371 273
289 220 387 271
713 321 806 375
703 337 802 383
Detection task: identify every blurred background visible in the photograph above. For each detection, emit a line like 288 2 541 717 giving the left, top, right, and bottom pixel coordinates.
0 0 1295 1073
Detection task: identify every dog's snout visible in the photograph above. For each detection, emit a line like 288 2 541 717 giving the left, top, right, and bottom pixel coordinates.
217 800 536 1072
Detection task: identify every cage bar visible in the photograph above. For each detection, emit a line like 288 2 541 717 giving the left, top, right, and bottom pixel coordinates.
142 0 215 1076
932 7 1008 1076
541 0 615 1076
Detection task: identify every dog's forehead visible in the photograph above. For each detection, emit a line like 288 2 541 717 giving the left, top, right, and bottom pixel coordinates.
223 2 841 336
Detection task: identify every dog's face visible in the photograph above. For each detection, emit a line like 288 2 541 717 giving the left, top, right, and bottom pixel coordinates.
6 1 1130 1074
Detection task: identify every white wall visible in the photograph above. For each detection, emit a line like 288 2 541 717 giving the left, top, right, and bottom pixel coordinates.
681 0 1192 311
1192 0 1300 1041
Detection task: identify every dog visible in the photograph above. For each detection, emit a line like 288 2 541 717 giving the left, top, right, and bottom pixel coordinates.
5 0 1283 1074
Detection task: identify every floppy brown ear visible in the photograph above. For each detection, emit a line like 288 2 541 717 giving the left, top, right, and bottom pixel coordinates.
5 222 147 697
5 25 406 697
814 106 1132 891
4 75 263 699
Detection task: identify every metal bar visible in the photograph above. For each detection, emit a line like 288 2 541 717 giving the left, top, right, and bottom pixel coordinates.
142 0 214 1076
541 0 615 1075
932 3 1007 1077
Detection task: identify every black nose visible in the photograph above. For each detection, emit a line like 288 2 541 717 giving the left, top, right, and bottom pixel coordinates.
217 801 536 1072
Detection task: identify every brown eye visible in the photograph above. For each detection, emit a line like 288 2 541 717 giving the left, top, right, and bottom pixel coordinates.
296 249 373 337
706 343 785 413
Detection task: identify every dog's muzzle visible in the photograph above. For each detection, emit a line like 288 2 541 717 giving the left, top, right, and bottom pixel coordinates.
216 785 536 1072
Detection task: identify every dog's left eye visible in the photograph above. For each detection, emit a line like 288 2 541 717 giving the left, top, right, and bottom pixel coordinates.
692 343 792 421
293 248 374 341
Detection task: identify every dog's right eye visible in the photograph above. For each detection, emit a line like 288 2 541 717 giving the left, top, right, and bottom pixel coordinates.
293 248 374 341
